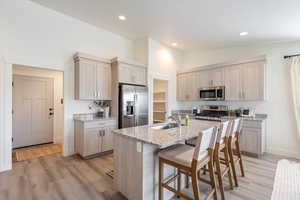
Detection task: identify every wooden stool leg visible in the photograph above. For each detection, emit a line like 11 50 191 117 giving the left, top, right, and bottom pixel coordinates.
215 151 226 200
191 170 200 200
185 174 189 188
224 145 234 189
228 142 238 187
177 170 181 197
208 159 218 200
159 159 164 200
203 164 207 175
235 139 245 177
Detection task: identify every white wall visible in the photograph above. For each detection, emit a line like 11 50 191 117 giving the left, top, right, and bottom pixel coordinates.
0 0 135 171
13 65 64 144
181 41 300 158
0 57 12 172
147 39 183 123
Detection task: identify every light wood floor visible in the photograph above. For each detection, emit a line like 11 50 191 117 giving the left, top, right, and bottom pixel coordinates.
0 153 296 200
13 144 62 162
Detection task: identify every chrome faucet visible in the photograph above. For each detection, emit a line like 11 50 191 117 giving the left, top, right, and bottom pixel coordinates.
168 115 181 127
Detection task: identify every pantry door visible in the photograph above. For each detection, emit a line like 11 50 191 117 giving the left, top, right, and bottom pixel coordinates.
12 75 54 148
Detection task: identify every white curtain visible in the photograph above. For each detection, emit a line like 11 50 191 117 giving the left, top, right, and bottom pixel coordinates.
290 57 300 138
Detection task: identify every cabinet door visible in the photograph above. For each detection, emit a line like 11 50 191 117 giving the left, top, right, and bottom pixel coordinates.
177 73 193 101
225 65 242 100
242 62 265 101
77 61 97 100
241 128 260 155
134 67 147 86
119 63 132 84
84 129 101 156
210 68 224 86
185 73 194 101
119 63 146 85
191 72 201 100
102 127 116 152
96 63 112 100
177 74 185 101
198 70 211 88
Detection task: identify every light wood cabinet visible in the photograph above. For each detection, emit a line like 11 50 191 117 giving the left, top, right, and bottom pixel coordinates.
225 61 265 101
114 58 147 86
177 57 266 102
210 68 224 87
74 53 112 100
224 65 243 100
240 119 266 157
102 127 114 152
242 62 265 100
177 68 224 101
84 128 102 156
74 118 117 158
177 73 194 101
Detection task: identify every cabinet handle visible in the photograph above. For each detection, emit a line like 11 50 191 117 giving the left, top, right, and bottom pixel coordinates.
98 91 100 98
103 130 105 136
99 130 102 137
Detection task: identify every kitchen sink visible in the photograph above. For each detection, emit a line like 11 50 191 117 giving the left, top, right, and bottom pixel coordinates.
151 123 179 130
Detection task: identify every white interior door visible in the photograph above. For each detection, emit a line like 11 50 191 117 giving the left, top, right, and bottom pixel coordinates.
13 75 54 148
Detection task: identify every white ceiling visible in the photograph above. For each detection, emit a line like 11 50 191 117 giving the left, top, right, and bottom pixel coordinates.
30 0 300 50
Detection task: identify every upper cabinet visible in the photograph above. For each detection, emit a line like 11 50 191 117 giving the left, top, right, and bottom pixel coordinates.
74 53 112 100
177 56 266 101
225 61 266 101
199 68 224 88
177 73 191 101
112 57 147 86
224 65 243 100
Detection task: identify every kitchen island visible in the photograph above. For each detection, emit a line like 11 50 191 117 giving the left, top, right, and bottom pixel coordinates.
112 120 219 200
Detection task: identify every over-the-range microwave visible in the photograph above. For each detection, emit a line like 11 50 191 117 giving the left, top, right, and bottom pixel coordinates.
199 86 225 101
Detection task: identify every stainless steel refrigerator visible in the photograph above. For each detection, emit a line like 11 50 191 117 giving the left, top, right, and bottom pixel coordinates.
119 84 149 128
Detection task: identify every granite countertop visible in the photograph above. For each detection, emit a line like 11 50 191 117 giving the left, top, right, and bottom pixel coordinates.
221 114 267 122
73 113 117 122
112 120 220 149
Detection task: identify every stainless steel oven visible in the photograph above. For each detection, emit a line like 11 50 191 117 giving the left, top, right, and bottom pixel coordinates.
199 86 225 101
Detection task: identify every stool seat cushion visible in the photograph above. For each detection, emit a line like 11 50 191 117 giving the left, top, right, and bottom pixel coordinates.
159 144 208 168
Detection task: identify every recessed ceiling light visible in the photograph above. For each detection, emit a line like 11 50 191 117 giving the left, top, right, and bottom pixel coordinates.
118 15 126 21
171 42 177 47
240 32 248 36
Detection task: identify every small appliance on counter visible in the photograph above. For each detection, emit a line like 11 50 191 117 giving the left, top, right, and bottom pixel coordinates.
241 107 256 117
192 107 200 115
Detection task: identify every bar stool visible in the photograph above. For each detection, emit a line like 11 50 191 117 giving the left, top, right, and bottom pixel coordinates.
213 121 234 200
158 127 218 200
227 118 245 187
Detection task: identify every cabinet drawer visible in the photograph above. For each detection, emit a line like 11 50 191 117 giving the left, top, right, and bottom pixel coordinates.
242 120 262 129
85 120 117 129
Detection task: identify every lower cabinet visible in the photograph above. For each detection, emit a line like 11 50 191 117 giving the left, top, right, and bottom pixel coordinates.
74 119 117 158
102 128 114 152
240 120 266 157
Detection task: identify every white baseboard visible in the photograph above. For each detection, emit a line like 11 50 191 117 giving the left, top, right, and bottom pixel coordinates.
0 164 12 173
266 148 300 159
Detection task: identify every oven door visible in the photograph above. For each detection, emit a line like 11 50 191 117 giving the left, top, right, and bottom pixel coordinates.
199 88 217 100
